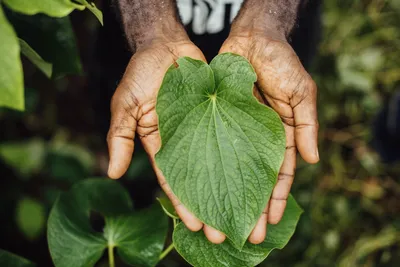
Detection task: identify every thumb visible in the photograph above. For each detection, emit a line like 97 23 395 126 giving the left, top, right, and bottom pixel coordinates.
107 88 138 179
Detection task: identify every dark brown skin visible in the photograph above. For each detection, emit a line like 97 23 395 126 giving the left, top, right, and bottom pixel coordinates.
108 0 319 245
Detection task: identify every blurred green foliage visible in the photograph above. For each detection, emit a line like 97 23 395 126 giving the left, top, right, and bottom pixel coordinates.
0 0 399 266
261 1 400 267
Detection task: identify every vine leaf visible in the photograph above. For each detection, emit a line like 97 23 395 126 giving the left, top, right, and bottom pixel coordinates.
78 0 104 25
6 12 82 78
173 195 302 267
0 249 36 267
2 0 84 18
19 39 52 78
47 178 168 267
156 53 286 248
0 6 23 111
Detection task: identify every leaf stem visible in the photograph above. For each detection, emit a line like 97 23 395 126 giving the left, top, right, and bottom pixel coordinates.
108 245 115 267
159 243 175 261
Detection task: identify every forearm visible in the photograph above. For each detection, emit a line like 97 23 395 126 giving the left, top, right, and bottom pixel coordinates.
232 0 304 40
114 0 187 51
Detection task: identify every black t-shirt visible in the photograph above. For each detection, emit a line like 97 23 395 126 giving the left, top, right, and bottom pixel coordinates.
177 0 322 66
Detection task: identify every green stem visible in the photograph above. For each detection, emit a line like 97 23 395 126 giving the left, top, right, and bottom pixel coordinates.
159 243 175 261
108 245 115 267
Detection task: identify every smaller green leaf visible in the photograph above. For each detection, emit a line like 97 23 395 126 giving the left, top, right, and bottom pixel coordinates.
104 205 169 267
157 197 179 219
48 178 168 267
16 197 46 241
0 250 36 267
173 195 302 267
0 6 24 111
19 39 52 78
3 0 84 18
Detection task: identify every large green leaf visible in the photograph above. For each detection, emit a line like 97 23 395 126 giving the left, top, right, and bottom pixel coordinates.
6 11 82 78
3 0 84 17
47 178 168 267
155 53 286 248
0 6 23 111
19 39 52 78
0 250 35 267
173 195 302 267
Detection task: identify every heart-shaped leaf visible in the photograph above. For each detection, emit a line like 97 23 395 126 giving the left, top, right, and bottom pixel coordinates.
47 178 168 267
156 53 286 248
173 195 302 267
0 250 36 267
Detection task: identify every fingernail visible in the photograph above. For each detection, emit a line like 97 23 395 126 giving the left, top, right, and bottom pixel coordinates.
315 148 319 160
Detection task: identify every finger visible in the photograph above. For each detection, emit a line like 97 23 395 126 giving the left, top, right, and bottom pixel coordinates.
253 85 266 104
142 133 203 232
248 206 268 244
268 124 296 224
107 89 137 179
203 225 226 244
292 78 319 163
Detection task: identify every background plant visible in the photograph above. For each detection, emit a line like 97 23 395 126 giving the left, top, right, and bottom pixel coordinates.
0 0 399 266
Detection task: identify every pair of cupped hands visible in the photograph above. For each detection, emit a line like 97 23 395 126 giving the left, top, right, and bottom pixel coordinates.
107 25 319 245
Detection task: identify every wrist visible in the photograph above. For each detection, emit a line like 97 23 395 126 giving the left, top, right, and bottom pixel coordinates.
134 21 189 51
229 22 287 43
230 0 301 41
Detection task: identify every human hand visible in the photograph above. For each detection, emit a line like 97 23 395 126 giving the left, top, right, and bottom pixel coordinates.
219 29 319 244
107 38 229 244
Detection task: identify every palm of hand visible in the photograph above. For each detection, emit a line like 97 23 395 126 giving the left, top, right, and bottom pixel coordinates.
108 41 205 172
107 41 229 244
108 36 318 246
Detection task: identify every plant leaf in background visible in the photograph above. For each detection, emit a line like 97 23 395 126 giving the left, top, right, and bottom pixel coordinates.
173 195 302 267
3 0 103 24
2 0 84 18
76 0 104 25
47 140 95 182
0 139 46 179
0 250 36 267
156 53 286 248
104 205 168 267
19 39 52 78
6 11 82 78
157 197 179 219
0 6 24 111
47 178 168 267
16 197 46 241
